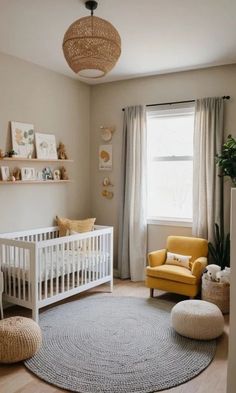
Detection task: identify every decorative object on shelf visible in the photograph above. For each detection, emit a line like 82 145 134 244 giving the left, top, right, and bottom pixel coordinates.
21 167 36 181
60 166 69 180
0 149 5 159
102 177 113 187
57 142 68 160
1 166 10 181
11 122 35 158
36 170 43 181
53 169 61 181
217 134 236 186
62 0 121 78
35 133 57 160
13 167 21 181
42 167 53 181
102 189 114 199
100 126 115 142
5 150 18 158
99 145 112 170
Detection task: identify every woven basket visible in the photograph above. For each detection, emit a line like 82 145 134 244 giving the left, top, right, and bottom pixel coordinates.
201 276 230 314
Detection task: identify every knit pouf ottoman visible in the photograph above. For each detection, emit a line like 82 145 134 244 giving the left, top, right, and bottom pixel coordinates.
171 300 224 340
0 316 42 363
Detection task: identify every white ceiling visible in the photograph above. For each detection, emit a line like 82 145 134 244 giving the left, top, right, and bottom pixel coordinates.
0 0 236 85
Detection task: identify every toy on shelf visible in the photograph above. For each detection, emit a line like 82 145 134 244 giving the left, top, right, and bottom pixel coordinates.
60 166 69 180
12 167 21 181
57 142 68 160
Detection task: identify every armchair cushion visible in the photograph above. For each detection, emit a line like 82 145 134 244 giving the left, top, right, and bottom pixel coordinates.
191 257 208 280
148 249 166 267
146 265 197 285
166 252 191 269
167 236 208 265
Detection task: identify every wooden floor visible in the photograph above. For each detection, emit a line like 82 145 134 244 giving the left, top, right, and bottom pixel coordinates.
0 279 229 393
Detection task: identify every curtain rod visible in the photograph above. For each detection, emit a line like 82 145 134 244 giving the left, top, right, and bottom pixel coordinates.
122 96 230 111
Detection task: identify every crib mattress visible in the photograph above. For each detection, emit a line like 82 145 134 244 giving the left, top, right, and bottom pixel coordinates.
2 250 109 282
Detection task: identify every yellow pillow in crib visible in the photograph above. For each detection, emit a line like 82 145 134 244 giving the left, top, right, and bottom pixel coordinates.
56 216 96 237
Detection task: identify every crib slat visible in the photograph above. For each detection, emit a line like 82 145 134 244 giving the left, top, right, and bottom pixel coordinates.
56 244 59 295
62 244 65 293
50 245 53 298
45 247 48 300
13 246 16 298
67 241 70 291
38 249 42 301
72 241 75 289
23 249 26 301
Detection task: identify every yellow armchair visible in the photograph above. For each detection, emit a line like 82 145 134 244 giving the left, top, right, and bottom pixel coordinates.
146 236 208 298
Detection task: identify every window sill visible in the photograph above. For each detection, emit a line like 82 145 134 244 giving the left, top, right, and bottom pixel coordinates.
147 218 192 228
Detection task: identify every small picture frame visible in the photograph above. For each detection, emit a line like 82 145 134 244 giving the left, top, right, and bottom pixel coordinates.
36 170 43 181
1 166 10 181
21 167 36 181
99 145 112 171
35 133 57 159
42 167 53 181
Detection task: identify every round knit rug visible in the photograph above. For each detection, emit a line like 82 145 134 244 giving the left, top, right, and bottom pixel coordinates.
25 296 216 393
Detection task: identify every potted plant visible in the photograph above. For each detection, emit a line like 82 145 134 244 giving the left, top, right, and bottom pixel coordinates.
217 134 236 186
201 133 232 313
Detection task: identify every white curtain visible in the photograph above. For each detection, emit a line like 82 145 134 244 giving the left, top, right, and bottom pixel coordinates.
118 105 147 281
193 97 224 242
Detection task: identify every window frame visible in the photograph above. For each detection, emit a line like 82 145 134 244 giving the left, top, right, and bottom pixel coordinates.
147 104 195 226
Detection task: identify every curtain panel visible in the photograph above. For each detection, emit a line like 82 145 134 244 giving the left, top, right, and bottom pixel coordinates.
118 105 147 281
192 97 224 242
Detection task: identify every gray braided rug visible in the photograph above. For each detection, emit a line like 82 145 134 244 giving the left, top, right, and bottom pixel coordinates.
25 296 216 393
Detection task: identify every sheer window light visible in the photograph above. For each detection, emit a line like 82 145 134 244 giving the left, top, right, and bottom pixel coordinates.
147 105 194 223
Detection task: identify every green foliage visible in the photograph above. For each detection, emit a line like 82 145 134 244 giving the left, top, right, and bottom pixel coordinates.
208 223 230 269
216 135 236 184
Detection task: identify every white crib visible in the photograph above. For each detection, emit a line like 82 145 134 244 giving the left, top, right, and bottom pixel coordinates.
0 225 113 322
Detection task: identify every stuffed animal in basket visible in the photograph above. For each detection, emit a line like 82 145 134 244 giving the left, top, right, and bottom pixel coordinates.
216 267 231 284
204 264 221 281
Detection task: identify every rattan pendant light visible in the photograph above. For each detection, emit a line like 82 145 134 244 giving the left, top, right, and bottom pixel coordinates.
63 0 121 78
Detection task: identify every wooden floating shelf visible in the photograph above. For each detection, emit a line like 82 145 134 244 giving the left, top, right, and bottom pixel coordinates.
1 158 73 163
0 180 73 185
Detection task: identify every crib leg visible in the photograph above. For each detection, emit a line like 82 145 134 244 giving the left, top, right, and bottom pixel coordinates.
109 278 113 293
32 307 39 324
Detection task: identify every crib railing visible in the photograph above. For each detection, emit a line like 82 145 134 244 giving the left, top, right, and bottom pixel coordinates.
0 226 113 321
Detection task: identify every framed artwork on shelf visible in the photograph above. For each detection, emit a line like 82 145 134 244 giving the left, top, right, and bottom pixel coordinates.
21 167 36 181
1 166 10 181
35 133 57 160
99 145 112 171
42 167 53 180
11 121 35 158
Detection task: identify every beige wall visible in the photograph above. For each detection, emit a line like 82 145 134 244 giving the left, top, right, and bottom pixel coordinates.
0 52 91 232
90 65 236 267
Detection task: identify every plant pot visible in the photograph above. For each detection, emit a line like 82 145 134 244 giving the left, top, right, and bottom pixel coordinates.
201 275 230 314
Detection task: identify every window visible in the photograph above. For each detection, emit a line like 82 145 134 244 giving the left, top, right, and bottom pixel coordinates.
147 105 194 224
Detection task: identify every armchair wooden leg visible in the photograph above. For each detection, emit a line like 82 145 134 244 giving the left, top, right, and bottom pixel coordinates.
150 288 154 298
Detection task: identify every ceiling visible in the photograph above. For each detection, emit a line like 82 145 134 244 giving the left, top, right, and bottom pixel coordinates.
0 0 236 85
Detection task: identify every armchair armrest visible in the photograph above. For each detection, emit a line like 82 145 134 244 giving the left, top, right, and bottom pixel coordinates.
148 249 166 267
191 257 208 279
